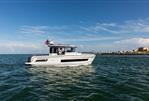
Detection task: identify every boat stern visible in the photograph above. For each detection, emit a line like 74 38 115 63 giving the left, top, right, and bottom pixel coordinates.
25 57 32 65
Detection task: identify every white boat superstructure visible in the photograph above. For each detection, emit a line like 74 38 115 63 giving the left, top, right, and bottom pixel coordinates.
25 40 96 66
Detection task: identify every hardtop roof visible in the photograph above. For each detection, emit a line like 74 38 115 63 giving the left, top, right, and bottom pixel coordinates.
48 44 77 48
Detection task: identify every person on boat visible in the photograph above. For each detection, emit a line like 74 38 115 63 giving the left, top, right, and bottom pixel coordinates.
57 48 65 55
58 48 62 55
62 48 65 54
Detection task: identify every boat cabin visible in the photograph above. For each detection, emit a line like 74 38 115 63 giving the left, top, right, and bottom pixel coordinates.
48 44 77 55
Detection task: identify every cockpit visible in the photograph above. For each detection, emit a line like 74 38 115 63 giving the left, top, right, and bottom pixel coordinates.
49 46 76 55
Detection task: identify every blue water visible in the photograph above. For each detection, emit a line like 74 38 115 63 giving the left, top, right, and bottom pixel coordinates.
0 54 149 101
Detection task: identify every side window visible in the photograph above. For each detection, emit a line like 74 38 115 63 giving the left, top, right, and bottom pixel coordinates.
71 48 75 52
36 59 48 62
54 48 57 53
50 48 52 53
50 47 57 53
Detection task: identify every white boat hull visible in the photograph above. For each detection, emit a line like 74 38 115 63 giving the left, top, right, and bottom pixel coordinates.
25 54 96 67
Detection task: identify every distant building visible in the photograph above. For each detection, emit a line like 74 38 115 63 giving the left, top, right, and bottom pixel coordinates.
137 47 149 52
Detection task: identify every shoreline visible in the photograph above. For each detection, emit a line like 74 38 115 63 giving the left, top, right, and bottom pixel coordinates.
100 53 149 55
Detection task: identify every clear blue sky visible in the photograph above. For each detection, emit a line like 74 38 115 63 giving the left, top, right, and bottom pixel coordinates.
1 0 149 53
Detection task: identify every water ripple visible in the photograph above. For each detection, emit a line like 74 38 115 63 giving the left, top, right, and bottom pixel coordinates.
0 55 149 101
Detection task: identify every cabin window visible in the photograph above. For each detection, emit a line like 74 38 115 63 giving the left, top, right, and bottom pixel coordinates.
65 48 76 52
36 59 48 62
50 47 58 53
71 48 75 52
50 48 52 53
61 59 88 62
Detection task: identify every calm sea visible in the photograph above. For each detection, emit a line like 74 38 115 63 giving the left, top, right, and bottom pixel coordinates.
0 54 149 101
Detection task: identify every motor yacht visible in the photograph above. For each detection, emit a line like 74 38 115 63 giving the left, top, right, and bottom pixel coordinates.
25 40 96 66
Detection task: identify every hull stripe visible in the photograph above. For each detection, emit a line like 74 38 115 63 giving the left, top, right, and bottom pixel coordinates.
61 59 88 62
